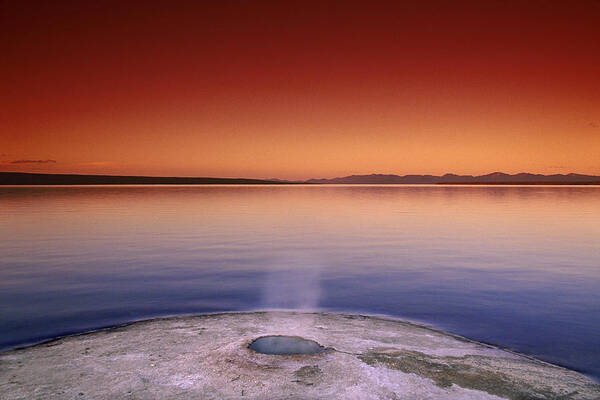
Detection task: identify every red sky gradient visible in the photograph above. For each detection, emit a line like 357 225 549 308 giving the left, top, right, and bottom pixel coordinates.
1 1 599 180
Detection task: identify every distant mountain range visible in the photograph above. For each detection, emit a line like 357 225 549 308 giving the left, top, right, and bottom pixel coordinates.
305 172 600 184
1 171 599 185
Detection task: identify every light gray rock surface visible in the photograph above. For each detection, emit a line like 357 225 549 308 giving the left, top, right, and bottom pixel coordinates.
1 311 598 399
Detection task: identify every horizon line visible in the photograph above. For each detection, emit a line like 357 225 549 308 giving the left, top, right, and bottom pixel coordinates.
2 170 600 186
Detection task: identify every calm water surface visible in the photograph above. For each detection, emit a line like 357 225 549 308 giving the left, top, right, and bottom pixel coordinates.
1 185 599 379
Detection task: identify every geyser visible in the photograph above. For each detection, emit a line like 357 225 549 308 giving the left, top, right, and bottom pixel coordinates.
248 335 325 355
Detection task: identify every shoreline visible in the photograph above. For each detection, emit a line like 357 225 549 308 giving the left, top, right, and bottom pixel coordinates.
2 310 597 382
2 311 598 399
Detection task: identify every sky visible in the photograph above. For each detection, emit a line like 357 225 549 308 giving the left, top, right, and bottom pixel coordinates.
1 0 599 180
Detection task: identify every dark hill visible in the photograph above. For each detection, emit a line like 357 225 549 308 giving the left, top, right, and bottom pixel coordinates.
0 172 285 185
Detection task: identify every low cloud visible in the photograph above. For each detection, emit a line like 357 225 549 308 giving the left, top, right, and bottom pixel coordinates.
10 159 57 164
589 122 599 128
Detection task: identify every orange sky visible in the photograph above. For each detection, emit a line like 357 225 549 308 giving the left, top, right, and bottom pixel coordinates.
1 1 599 180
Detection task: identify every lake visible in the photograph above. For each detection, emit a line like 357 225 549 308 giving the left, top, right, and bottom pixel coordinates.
1 185 599 380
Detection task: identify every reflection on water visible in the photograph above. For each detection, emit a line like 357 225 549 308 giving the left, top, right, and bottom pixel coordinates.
249 336 325 355
0 185 599 378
